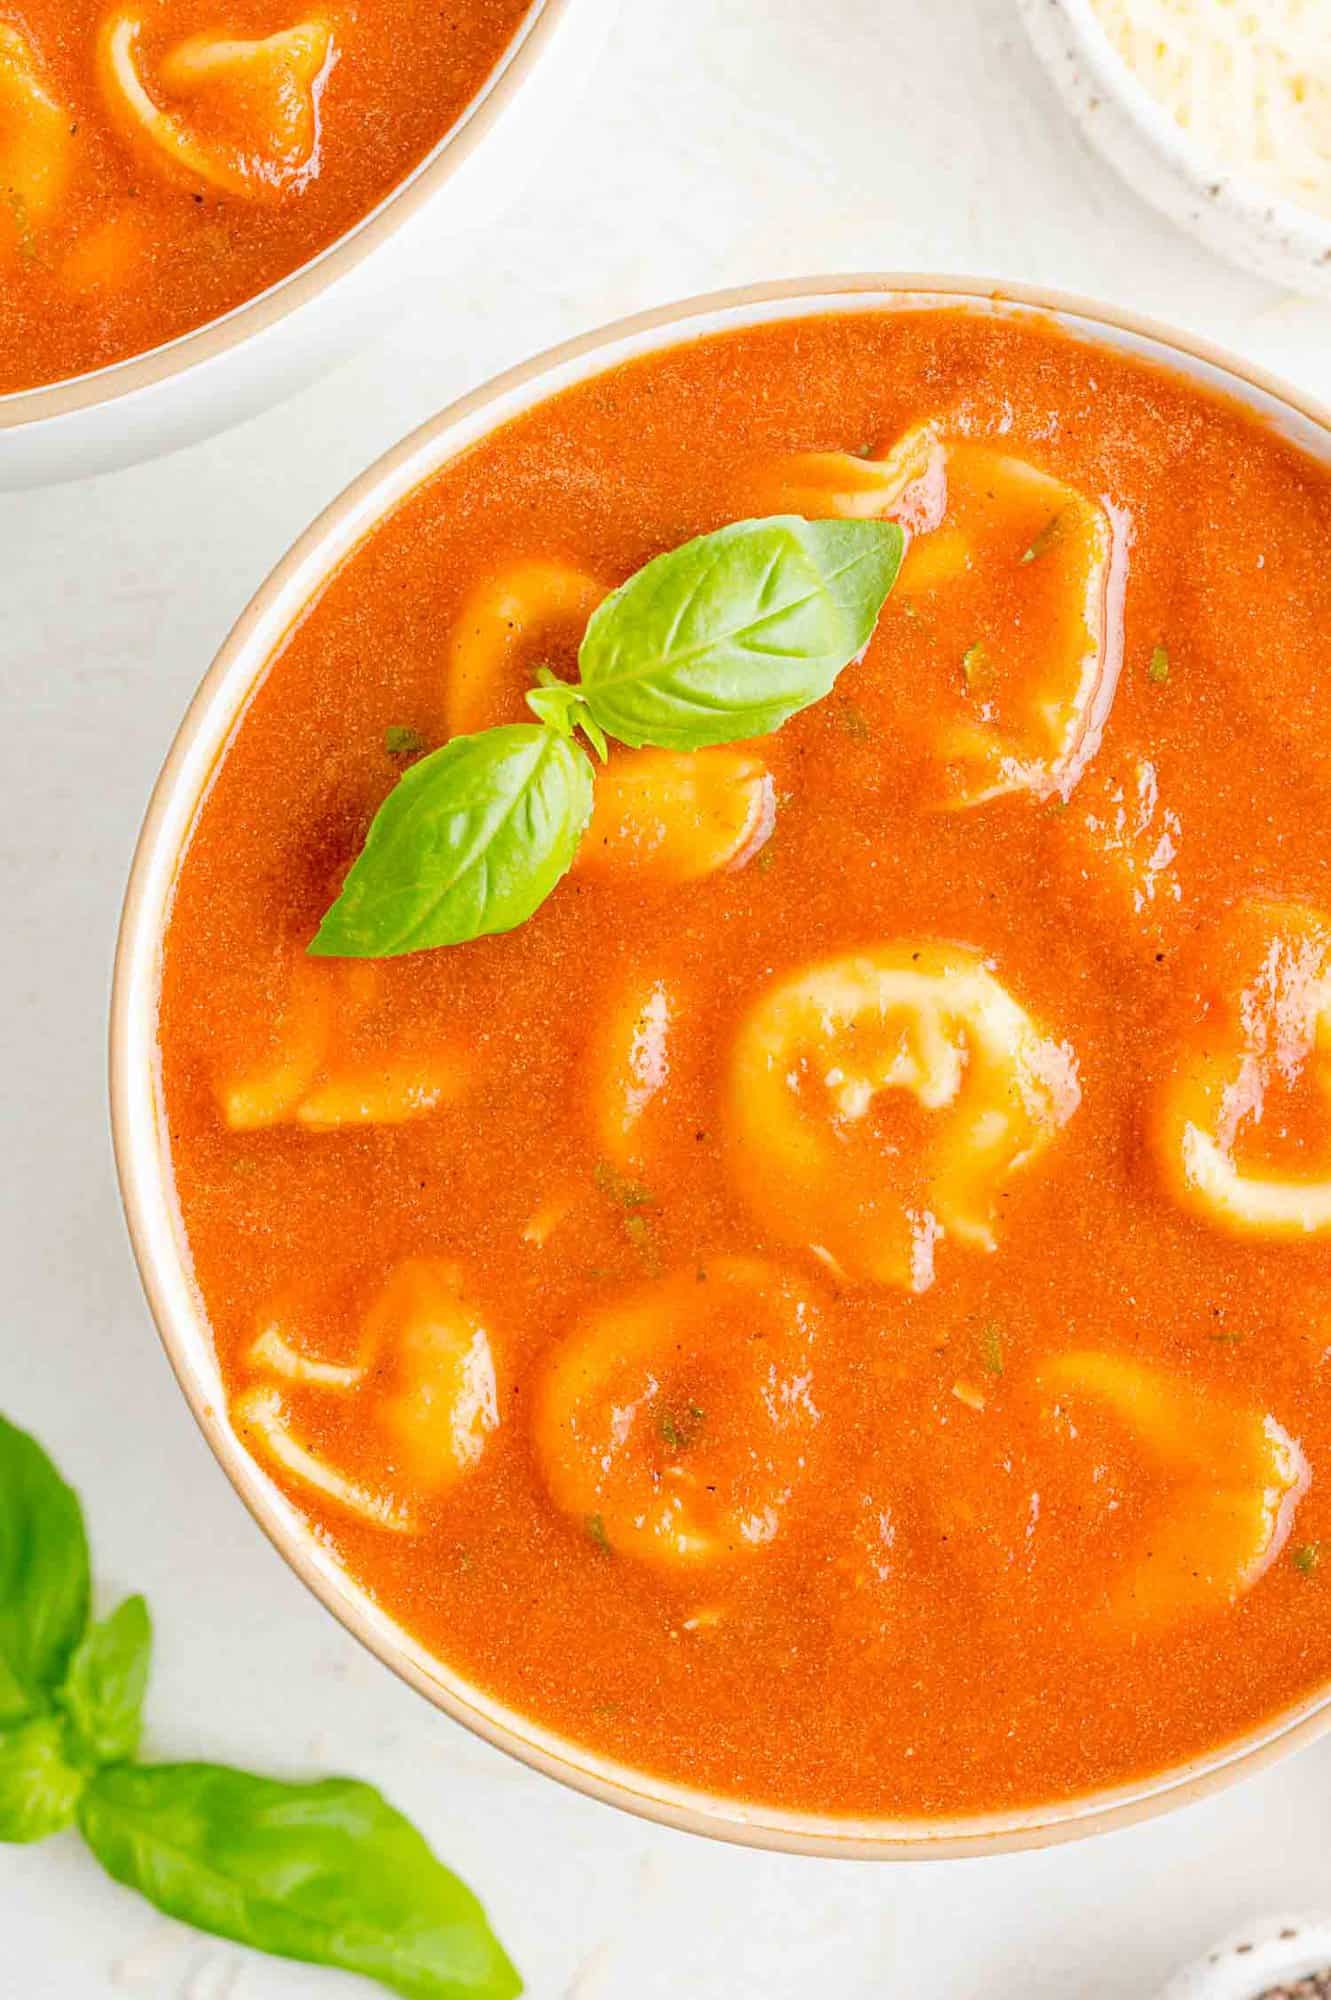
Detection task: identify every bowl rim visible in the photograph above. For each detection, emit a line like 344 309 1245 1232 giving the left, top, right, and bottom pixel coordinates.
110 271 1331 1860
0 0 567 433
1024 0 1331 263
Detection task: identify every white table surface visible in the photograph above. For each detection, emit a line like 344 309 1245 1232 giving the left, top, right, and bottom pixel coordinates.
6 2 1331 1994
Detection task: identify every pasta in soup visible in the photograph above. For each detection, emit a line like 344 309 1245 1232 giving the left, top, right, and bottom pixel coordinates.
0 0 534 393
156 310 1331 1819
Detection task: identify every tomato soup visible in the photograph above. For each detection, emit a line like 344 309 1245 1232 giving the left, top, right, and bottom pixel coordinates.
156 310 1331 1819
0 0 533 393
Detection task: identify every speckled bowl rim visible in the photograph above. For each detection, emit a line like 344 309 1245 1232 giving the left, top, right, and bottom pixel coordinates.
1025 0 1331 276
0 0 567 432
111 273 1331 1859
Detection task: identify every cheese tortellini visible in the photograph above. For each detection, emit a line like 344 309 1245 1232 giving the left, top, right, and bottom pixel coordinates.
748 422 945 532
533 1257 822 1569
97 6 335 200
1038 1351 1308 1627
575 747 774 884
586 967 677 1173
754 423 1126 810
901 430 1125 808
234 1258 500 1530
726 946 1080 1291
0 24 75 266
1154 899 1331 1240
445 559 607 738
218 951 469 1131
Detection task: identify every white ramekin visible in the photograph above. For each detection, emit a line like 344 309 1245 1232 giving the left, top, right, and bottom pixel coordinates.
1158 1913 1331 2000
1017 0 1331 297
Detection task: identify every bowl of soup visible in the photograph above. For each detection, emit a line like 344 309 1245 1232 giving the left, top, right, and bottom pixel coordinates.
0 0 608 487
112 275 1331 1856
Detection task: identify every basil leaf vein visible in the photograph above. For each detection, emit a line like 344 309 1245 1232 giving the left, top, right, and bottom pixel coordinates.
60 1595 151 1767
80 1764 521 2000
311 725 595 959
577 516 903 749
0 1415 90 1720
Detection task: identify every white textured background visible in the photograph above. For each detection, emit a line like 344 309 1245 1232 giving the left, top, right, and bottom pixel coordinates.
5 1 1331 1994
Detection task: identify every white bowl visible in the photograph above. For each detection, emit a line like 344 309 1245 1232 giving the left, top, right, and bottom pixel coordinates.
0 0 613 490
113 274 1331 1857
1017 0 1331 297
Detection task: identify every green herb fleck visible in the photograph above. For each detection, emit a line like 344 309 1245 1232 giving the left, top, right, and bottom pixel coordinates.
623 1211 661 1276
1020 511 1065 564
978 1323 1004 1377
1147 645 1170 685
961 642 986 687
6 192 37 266
1209 1330 1245 1346
838 703 871 741
659 1403 705 1452
383 725 426 758
586 1513 611 1553
1292 1542 1322 1575
593 1160 653 1210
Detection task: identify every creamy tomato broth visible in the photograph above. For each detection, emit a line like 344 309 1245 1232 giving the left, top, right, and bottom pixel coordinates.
0 0 533 393
157 311 1331 1817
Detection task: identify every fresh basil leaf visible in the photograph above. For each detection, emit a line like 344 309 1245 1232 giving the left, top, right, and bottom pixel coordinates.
80 1764 521 2000
60 1595 151 1767
0 1415 90 1719
311 724 594 958
577 516 903 750
0 1716 85 1843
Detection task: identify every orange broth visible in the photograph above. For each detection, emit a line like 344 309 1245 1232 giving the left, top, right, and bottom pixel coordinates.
157 310 1331 1818
0 0 533 393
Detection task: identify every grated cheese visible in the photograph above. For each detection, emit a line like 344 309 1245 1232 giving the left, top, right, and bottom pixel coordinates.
1089 0 1331 219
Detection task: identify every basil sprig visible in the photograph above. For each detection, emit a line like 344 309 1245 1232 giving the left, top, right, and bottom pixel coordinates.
0 1410 89 1721
313 515 903 958
0 1414 520 2000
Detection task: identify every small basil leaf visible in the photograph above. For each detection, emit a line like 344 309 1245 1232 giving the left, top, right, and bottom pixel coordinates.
311 724 594 958
80 1764 521 2000
0 1716 85 1843
60 1595 151 1767
524 682 609 763
523 678 582 736
577 516 903 750
0 1415 91 1718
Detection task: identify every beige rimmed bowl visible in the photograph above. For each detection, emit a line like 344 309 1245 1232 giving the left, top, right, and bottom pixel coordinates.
0 0 611 490
111 274 1331 1859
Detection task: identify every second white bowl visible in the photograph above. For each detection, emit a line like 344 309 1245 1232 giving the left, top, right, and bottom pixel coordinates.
0 0 614 490
1018 0 1331 297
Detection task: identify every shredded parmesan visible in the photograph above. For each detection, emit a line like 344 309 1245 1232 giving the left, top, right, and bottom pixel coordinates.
1090 0 1331 219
